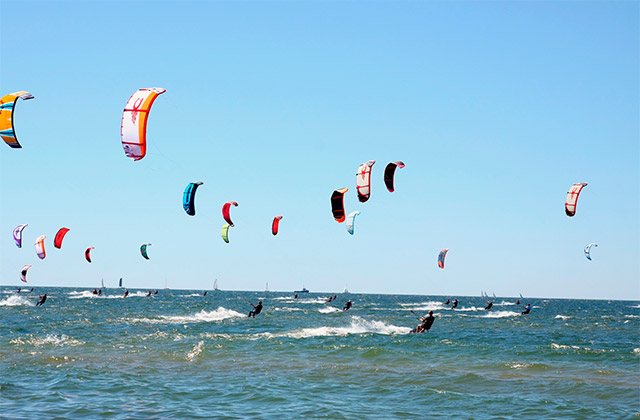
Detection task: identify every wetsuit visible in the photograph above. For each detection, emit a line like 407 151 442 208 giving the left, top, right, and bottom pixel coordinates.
452 299 458 309
146 291 152 297
123 290 129 298
516 299 520 305
412 314 435 333
36 294 47 306
203 291 207 296
485 301 493 310
521 304 531 315
98 289 102 296
343 301 352 311
249 302 263 318
444 299 450 305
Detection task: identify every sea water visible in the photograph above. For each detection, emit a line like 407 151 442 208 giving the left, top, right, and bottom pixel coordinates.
1 288 638 418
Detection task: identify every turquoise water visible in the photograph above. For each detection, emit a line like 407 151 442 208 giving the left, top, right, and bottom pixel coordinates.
1 288 638 418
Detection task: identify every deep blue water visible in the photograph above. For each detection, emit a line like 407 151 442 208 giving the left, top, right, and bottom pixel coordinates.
1 288 638 418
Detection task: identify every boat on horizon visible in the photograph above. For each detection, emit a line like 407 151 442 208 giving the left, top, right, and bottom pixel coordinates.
294 287 309 294
214 279 219 291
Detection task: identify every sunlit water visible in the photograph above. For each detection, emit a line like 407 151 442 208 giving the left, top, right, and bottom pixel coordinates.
1 288 638 417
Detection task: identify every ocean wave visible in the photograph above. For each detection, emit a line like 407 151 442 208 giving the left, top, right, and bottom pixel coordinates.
633 348 640 355
10 334 84 347
0 295 34 307
186 341 204 362
259 316 410 339
629 304 640 309
495 301 516 306
273 307 304 312
318 306 341 314
460 310 520 318
624 315 640 319
129 307 245 324
550 343 610 354
68 290 150 299
506 362 549 371
554 315 571 320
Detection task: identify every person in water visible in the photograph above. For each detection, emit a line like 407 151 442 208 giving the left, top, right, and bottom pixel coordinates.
98 289 102 296
146 290 152 297
343 300 353 311
92 288 98 295
294 294 298 299
521 303 531 315
444 298 450 305
203 291 208 296
123 289 129 298
16 287 21 294
35 294 47 307
515 298 520 305
248 300 263 318
452 298 458 309
413 311 435 333
485 301 493 310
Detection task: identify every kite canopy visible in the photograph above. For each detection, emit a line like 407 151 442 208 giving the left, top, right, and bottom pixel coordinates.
222 201 238 226
120 87 166 161
331 188 349 223
584 243 598 261
565 182 587 217
384 161 405 192
20 265 31 283
346 211 360 235
13 224 27 248
356 160 375 203
221 223 231 243
140 243 152 260
1 91 34 149
85 246 95 263
35 235 46 260
438 249 449 269
53 227 70 249
183 182 204 216
272 215 283 236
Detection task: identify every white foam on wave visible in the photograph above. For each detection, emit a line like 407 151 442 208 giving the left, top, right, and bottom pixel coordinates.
318 306 341 314
633 348 640 355
10 334 84 347
259 316 410 339
0 295 34 307
629 305 640 309
550 343 610 353
130 306 245 324
186 341 204 362
624 315 640 319
455 306 484 312
555 315 571 320
481 310 520 318
495 301 516 306
274 307 303 312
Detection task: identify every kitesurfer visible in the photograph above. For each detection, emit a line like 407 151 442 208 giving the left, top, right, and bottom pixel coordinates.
123 289 129 298
35 294 47 307
516 298 520 305
98 289 102 296
521 304 531 315
92 288 98 295
203 291 208 296
248 300 263 318
343 300 353 311
412 311 435 333
452 298 458 309
16 287 21 294
154 290 158 294
294 294 298 299
485 301 493 310
444 299 450 305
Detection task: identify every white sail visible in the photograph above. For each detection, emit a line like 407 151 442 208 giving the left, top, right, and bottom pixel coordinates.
214 279 219 291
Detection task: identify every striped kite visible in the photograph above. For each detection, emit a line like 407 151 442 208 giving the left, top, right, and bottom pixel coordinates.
13 224 27 248
438 249 449 269
331 188 349 223
120 87 166 161
565 182 587 217
356 160 375 203
1 91 34 148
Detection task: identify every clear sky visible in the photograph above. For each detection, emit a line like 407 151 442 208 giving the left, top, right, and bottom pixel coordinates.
1 1 638 299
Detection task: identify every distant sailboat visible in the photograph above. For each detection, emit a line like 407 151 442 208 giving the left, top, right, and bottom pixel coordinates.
265 282 269 292
101 278 105 289
164 278 169 290
119 278 123 288
343 283 349 294
213 279 219 291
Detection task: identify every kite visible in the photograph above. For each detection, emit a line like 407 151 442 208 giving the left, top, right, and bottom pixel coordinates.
356 160 375 203
272 215 283 236
53 227 70 249
120 87 166 161
221 223 231 243
140 243 152 260
1 91 34 148
331 188 349 223
85 247 95 263
346 211 360 235
35 235 46 260
222 201 238 226
438 249 449 269
384 161 405 192
13 224 27 248
584 243 598 261
20 265 31 283
565 182 588 217
183 182 203 216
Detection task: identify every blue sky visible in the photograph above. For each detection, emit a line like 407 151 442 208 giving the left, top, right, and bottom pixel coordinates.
1 1 638 299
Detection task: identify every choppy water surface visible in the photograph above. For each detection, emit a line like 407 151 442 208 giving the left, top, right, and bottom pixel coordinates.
1 288 638 418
